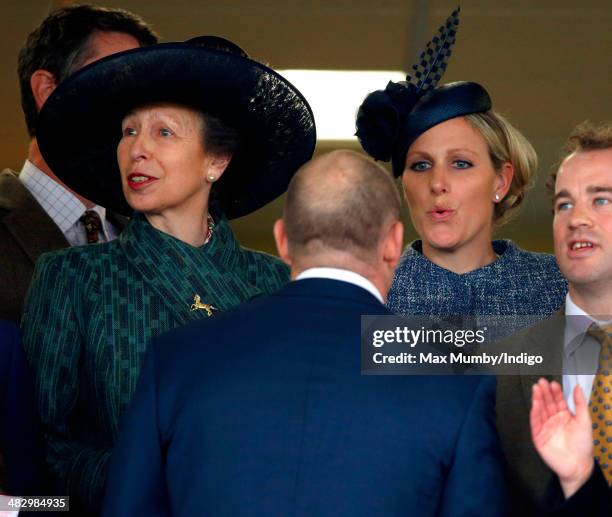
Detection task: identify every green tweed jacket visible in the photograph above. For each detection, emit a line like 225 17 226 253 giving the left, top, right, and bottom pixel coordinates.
21 213 289 512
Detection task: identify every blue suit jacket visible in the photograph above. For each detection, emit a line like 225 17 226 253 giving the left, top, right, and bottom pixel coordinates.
103 279 506 516
0 320 45 495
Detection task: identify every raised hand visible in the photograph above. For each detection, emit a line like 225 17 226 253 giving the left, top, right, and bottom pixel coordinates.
530 378 594 498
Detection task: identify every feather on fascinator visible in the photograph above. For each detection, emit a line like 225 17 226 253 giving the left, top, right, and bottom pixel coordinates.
356 7 460 163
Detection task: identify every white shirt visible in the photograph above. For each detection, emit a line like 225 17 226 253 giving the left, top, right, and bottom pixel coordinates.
563 293 611 412
295 267 384 303
19 160 117 246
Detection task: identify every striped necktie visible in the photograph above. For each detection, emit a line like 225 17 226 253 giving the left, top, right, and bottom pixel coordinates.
587 322 612 485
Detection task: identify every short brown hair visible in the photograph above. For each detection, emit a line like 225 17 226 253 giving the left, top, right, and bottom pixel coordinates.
284 150 401 263
18 5 158 137
546 121 612 195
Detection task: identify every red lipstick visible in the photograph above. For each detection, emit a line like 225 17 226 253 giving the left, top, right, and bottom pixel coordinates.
127 172 158 190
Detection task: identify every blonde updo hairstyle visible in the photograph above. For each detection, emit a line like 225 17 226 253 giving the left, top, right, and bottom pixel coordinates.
464 111 537 226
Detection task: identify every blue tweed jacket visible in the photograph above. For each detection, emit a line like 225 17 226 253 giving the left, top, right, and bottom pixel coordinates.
388 240 567 318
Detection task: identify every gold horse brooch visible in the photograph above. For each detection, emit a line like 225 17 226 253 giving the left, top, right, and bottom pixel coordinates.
190 294 218 317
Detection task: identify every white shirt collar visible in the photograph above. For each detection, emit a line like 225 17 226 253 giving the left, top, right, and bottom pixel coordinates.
563 293 611 355
565 293 593 319
295 267 384 303
20 159 108 236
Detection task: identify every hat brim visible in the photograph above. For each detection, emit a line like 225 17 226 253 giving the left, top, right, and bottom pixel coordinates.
37 43 316 219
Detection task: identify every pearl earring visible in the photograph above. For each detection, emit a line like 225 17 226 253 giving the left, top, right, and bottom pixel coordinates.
495 194 500 202
207 173 216 183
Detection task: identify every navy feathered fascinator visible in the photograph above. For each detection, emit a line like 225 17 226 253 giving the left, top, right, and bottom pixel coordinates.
356 7 492 177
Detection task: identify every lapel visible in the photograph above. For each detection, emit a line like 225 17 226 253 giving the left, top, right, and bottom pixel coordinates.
0 169 69 265
518 307 566 408
119 214 265 326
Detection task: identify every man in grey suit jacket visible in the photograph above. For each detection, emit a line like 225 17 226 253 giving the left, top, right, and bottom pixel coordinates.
0 5 157 321
497 121 612 515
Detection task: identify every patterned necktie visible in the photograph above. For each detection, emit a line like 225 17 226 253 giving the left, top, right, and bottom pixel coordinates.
587 322 612 485
79 210 102 244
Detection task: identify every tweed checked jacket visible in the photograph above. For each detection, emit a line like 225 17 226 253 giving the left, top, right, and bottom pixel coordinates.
21 213 289 512
0 168 127 322
496 310 612 516
0 169 69 322
387 240 567 318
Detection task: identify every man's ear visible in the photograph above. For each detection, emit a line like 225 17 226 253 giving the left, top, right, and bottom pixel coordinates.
273 219 292 266
382 220 403 270
30 70 58 112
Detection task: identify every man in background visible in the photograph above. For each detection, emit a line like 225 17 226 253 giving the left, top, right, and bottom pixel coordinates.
498 121 612 515
0 4 157 321
103 150 506 516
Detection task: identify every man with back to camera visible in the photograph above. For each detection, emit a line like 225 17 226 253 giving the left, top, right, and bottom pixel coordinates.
0 320 45 497
103 150 506 516
0 4 158 322
497 121 612 515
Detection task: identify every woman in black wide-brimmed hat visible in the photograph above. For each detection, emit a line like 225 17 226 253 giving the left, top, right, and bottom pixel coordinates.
21 36 315 512
356 8 566 322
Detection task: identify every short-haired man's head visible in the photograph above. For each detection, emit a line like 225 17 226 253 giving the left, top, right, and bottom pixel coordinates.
547 121 612 195
283 150 401 264
18 4 158 137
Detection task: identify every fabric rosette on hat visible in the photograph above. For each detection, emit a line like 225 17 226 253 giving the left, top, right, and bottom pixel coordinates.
37 35 317 219
355 7 491 177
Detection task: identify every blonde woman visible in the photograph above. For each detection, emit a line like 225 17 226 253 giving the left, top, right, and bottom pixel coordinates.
356 10 566 319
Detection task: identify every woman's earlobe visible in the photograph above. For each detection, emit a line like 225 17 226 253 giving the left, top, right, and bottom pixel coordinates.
497 162 514 197
208 153 232 180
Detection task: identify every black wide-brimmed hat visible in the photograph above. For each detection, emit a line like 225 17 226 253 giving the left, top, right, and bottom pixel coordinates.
356 8 491 177
37 36 316 219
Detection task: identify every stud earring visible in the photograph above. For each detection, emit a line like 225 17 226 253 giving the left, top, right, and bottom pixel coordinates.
207 173 217 183
494 194 500 202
